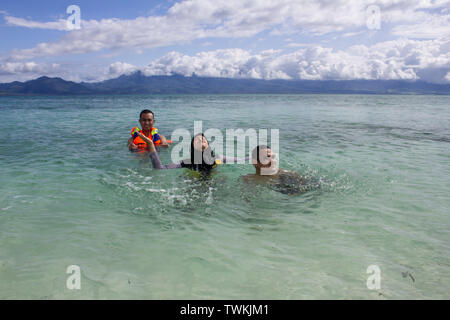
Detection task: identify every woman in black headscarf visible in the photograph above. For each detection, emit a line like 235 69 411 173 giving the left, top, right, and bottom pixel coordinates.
137 132 244 175
180 133 220 175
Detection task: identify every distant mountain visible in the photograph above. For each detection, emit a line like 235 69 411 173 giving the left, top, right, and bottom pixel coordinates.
1 72 450 95
0 76 95 95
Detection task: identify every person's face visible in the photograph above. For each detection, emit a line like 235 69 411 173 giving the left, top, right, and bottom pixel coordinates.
139 113 155 131
193 135 209 151
253 148 273 169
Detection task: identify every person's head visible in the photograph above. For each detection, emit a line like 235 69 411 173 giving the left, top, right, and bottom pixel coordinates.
252 145 273 169
139 109 155 131
181 133 216 173
192 133 209 152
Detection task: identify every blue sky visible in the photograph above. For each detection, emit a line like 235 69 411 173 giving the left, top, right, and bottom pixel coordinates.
0 0 449 83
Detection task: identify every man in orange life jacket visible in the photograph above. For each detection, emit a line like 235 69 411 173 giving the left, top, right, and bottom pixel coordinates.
128 109 169 151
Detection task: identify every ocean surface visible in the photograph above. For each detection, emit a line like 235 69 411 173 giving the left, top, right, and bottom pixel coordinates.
0 94 449 299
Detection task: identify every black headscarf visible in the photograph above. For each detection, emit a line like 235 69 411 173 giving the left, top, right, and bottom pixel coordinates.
181 133 218 174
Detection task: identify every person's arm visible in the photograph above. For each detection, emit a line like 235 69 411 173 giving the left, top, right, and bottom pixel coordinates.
128 137 138 151
148 150 182 169
159 134 169 148
136 132 181 169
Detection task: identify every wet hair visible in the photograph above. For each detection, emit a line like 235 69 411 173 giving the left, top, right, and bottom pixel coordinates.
252 145 270 164
181 133 217 174
139 109 154 119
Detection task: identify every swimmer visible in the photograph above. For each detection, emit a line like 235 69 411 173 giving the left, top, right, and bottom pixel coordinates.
243 145 318 195
137 132 247 176
128 109 169 151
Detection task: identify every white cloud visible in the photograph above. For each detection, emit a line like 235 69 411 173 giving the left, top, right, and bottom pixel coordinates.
391 14 450 39
0 61 111 83
5 16 68 31
342 31 366 38
285 43 318 48
2 38 449 83
445 71 450 81
107 62 138 78
3 0 450 60
0 61 61 75
0 61 63 82
138 39 450 83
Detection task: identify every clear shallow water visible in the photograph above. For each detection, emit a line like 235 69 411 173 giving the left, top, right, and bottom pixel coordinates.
0 94 449 299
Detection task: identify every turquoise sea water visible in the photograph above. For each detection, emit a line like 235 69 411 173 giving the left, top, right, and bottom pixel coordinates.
0 94 449 299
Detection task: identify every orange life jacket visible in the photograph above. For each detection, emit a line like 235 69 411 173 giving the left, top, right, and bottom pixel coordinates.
131 127 160 149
